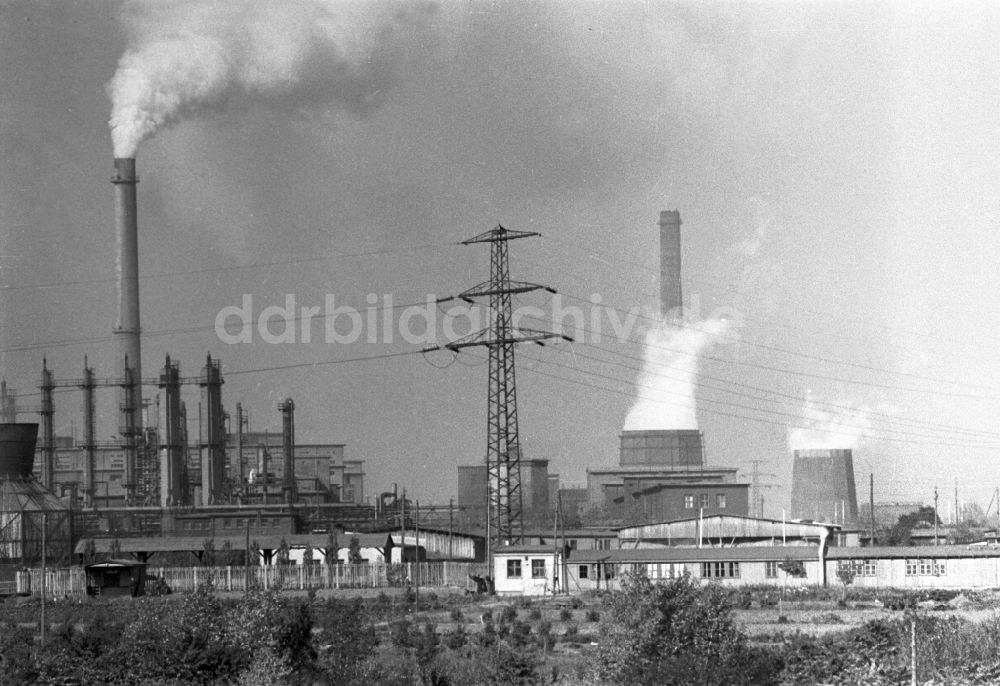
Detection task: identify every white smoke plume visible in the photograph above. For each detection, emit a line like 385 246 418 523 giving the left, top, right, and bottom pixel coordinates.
108 0 431 157
623 316 730 431
788 395 871 451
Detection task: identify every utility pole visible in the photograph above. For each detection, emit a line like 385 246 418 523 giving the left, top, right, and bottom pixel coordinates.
244 518 251 595
426 225 569 571
955 478 959 526
869 473 875 547
415 500 420 608
40 513 46 644
934 486 939 546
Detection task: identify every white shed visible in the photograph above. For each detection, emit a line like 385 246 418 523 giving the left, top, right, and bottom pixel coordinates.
492 545 563 596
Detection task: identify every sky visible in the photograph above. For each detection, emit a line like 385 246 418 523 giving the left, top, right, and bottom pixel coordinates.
2 0 1000 518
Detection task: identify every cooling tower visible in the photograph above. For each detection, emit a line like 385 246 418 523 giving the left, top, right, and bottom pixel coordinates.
619 429 704 468
790 449 859 526
659 210 683 320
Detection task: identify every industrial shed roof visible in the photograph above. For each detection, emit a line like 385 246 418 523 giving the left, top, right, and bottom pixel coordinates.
569 545 819 564
828 545 1000 559
74 532 391 556
616 514 839 541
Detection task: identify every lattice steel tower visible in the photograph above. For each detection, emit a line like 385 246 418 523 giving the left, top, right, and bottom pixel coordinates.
438 226 568 557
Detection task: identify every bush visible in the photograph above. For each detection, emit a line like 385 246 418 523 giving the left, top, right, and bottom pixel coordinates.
499 605 517 624
559 608 573 622
561 623 580 642
569 596 584 609
444 624 467 650
585 609 600 623
592 572 783 685
449 608 464 622
528 607 542 621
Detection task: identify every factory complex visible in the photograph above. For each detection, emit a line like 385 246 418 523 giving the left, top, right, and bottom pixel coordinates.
0 156 989 596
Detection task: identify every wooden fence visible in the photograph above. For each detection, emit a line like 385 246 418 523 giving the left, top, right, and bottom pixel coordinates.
17 562 490 598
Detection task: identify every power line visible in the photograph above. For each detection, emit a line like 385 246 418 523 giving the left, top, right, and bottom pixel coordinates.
543 336 1000 441
515 304 1000 402
0 241 458 293
515 347 1000 449
555 291 1000 396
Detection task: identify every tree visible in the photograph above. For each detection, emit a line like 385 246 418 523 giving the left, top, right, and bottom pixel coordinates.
880 506 940 546
276 538 290 566
836 563 856 602
348 536 363 565
202 538 216 566
325 530 340 566
591 572 781 685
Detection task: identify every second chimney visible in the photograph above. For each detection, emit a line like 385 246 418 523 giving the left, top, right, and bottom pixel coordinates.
659 209 683 320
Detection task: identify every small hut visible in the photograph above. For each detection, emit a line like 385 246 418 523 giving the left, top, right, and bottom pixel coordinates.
85 559 147 597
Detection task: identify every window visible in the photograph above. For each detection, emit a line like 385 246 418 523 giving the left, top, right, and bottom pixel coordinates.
596 538 613 551
684 494 694 509
699 494 710 509
648 563 684 580
716 494 727 509
506 559 522 579
701 561 740 578
838 560 877 578
905 559 945 577
531 559 546 579
567 539 578 550
765 561 778 578
578 565 589 580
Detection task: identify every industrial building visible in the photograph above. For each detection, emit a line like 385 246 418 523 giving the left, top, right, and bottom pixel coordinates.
456 453 554 529
586 429 750 522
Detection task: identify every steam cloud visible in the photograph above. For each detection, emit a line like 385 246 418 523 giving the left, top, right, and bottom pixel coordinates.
108 0 428 157
788 395 871 451
623 317 730 431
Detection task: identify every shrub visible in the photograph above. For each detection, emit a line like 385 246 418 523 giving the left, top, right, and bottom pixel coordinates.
585 609 600 623
559 608 573 622
449 608 464 622
528 607 542 621
592 572 783 686
561 623 580 643
499 605 517 624
569 596 584 609
444 624 467 650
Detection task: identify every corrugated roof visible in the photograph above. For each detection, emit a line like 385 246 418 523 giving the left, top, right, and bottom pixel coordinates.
493 545 559 555
74 532 391 555
569 545 819 564
828 545 1000 559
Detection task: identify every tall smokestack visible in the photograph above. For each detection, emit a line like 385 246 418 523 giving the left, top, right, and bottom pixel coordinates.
112 158 141 382
279 398 296 504
659 210 683 320
113 158 141 504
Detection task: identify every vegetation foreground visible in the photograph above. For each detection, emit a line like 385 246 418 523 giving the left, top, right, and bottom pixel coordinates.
4 575 1000 685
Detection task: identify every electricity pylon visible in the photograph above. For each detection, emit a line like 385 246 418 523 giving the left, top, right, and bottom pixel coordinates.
430 225 569 564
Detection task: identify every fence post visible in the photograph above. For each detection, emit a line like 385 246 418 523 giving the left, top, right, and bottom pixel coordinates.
299 564 303 590
193 567 198 588
227 566 232 592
